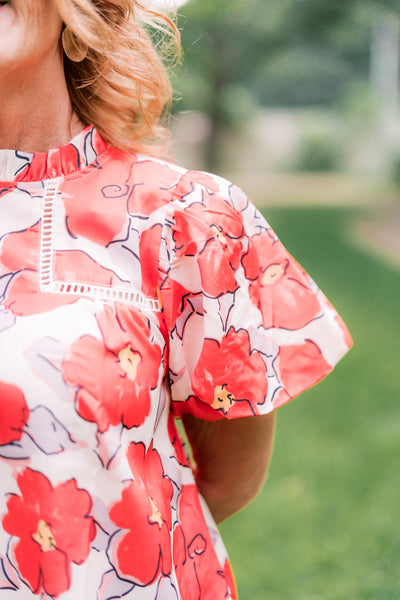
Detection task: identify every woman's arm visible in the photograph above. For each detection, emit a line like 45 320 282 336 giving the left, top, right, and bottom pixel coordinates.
182 412 275 523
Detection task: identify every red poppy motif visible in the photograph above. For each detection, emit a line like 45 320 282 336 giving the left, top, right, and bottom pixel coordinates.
1 269 74 317
0 224 126 316
174 170 221 199
274 339 332 406
0 382 29 445
138 223 163 298
158 273 201 340
174 484 234 599
182 327 268 419
62 154 132 246
127 164 221 216
54 250 126 288
242 230 321 330
2 468 95 597
172 193 245 298
108 442 173 585
173 523 200 598
62 303 162 432
128 160 182 216
0 221 39 272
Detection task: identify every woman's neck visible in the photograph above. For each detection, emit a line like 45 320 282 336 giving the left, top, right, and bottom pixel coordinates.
0 51 84 153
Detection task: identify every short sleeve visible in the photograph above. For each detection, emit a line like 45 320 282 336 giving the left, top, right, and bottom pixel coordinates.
158 170 352 421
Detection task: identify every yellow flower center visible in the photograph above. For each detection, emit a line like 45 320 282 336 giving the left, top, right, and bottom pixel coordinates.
210 224 227 245
212 385 235 414
148 497 163 528
118 345 141 381
32 519 56 552
261 263 285 285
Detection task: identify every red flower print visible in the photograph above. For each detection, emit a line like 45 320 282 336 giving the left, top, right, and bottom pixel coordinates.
167 413 190 468
173 170 221 199
13 152 56 183
242 230 321 330
158 270 202 340
63 304 162 432
2 468 95 597
273 339 332 408
139 223 163 298
62 154 132 246
174 485 234 600
13 126 107 183
223 560 238 600
173 523 201 599
0 220 39 268
179 327 268 420
228 183 249 212
335 313 353 349
159 271 205 341
0 382 29 445
53 249 126 287
0 224 126 316
172 194 245 298
128 160 182 216
0 185 14 199
108 442 173 585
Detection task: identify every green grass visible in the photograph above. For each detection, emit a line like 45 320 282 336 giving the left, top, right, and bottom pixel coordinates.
220 206 400 600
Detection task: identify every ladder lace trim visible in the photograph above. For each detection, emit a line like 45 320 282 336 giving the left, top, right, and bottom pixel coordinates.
40 179 161 311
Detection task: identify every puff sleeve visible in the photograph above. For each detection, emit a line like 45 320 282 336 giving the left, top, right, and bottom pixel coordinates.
158 170 352 421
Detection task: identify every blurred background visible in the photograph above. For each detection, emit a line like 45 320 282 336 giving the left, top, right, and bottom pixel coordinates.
168 1 400 598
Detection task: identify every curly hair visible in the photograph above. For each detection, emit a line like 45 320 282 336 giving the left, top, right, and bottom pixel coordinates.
53 0 180 155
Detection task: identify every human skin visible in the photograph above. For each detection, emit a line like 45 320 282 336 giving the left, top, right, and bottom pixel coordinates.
0 0 276 524
183 413 275 523
0 0 83 152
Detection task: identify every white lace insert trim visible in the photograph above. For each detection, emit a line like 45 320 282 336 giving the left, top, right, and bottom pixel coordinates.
40 179 161 311
40 179 59 288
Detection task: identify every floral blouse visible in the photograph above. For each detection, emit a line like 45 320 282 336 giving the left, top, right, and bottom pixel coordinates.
0 126 351 599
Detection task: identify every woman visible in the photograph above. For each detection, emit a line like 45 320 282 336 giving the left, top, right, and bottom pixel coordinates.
0 1 351 598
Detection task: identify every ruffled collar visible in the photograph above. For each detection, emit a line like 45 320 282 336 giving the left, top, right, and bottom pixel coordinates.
0 126 109 183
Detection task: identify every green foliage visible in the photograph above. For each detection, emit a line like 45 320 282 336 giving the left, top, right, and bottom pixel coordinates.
390 152 400 188
175 0 388 112
253 46 357 107
338 82 380 121
294 132 340 172
220 205 400 599
174 0 399 167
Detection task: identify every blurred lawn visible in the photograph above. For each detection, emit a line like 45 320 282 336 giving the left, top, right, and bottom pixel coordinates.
220 206 400 600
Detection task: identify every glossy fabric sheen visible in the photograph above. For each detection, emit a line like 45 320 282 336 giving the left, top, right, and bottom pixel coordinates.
0 127 351 599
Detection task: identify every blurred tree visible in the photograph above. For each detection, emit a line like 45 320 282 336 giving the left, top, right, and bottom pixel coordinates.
173 0 399 168
173 0 268 167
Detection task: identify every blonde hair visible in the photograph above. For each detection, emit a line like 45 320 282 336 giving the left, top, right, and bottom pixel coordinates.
53 0 180 155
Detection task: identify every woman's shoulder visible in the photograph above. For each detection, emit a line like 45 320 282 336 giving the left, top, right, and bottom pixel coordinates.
116 150 250 218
